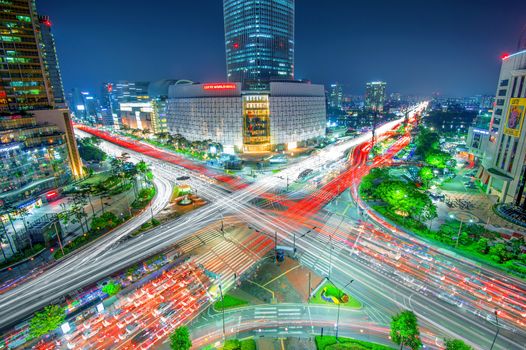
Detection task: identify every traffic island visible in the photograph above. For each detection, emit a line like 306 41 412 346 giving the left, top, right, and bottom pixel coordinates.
310 281 362 309
315 336 395 350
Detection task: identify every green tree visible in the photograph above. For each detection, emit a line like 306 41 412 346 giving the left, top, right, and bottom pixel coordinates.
102 280 121 296
170 326 192 350
90 212 120 232
489 243 511 263
29 305 65 338
475 238 489 254
390 310 422 350
419 167 434 187
425 151 451 169
223 339 241 350
444 338 473 350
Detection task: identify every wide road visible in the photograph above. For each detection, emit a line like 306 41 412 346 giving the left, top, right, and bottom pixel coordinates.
0 114 409 330
4 104 524 349
186 303 440 349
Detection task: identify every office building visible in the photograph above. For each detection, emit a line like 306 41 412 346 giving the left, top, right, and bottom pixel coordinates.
167 81 326 153
329 83 343 110
223 0 294 86
365 82 386 112
466 111 493 160
0 0 54 111
477 49 526 207
68 89 101 124
119 80 192 134
100 81 151 129
38 16 66 107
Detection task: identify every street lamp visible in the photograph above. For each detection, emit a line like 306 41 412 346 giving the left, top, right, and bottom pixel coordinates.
327 278 353 340
449 214 473 248
490 309 500 350
218 282 226 339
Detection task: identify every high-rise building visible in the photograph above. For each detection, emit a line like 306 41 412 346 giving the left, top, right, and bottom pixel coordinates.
68 89 101 124
365 82 386 112
478 49 526 207
38 16 65 108
329 83 343 110
0 0 54 111
223 0 295 86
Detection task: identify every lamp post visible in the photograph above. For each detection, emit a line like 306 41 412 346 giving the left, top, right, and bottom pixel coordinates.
218 282 225 339
329 216 345 279
489 310 500 350
218 209 224 235
449 214 473 248
327 278 353 340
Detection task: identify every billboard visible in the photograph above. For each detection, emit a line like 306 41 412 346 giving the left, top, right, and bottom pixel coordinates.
504 98 526 138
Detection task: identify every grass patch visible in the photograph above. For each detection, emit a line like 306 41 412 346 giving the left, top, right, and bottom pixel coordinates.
315 336 394 350
220 339 256 350
131 187 156 209
214 294 248 311
311 281 361 308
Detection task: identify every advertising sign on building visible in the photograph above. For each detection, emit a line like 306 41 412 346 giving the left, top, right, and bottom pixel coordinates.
504 98 526 138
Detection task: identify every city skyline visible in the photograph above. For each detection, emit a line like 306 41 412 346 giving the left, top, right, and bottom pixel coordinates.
38 0 525 97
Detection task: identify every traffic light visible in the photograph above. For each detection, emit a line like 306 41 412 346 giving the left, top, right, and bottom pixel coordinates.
276 249 285 262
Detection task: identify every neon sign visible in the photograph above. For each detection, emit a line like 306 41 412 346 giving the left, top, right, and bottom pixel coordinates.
203 83 237 91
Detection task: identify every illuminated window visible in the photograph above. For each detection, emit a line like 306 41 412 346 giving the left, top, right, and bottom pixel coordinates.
1 36 21 42
16 15 31 23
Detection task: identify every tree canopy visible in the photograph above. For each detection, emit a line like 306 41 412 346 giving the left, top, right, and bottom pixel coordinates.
390 310 422 350
102 280 121 296
444 338 473 350
170 326 192 350
29 305 66 339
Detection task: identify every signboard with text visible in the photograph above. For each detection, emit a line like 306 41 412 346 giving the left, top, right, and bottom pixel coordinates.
504 98 526 138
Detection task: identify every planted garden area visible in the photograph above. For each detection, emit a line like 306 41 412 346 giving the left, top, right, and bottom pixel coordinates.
315 336 394 350
360 128 526 278
311 281 361 308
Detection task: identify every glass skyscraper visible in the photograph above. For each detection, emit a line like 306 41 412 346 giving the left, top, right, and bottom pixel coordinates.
223 0 295 86
0 0 54 111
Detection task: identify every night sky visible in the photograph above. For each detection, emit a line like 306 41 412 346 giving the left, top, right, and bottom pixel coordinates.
38 0 525 97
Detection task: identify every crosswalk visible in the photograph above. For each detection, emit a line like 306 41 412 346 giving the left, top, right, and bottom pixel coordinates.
193 234 270 290
252 305 306 335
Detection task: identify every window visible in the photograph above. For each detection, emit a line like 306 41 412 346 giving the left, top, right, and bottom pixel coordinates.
500 79 509 87
495 109 503 116
496 99 505 106
518 76 525 98
498 89 507 96
16 15 31 23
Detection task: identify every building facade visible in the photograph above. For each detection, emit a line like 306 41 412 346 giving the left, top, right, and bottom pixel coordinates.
166 82 326 152
479 49 526 207
365 81 387 112
0 113 71 207
38 15 65 107
223 0 295 85
0 0 54 111
329 83 343 109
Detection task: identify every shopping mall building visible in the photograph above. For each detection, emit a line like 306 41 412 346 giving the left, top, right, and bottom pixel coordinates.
166 81 326 153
